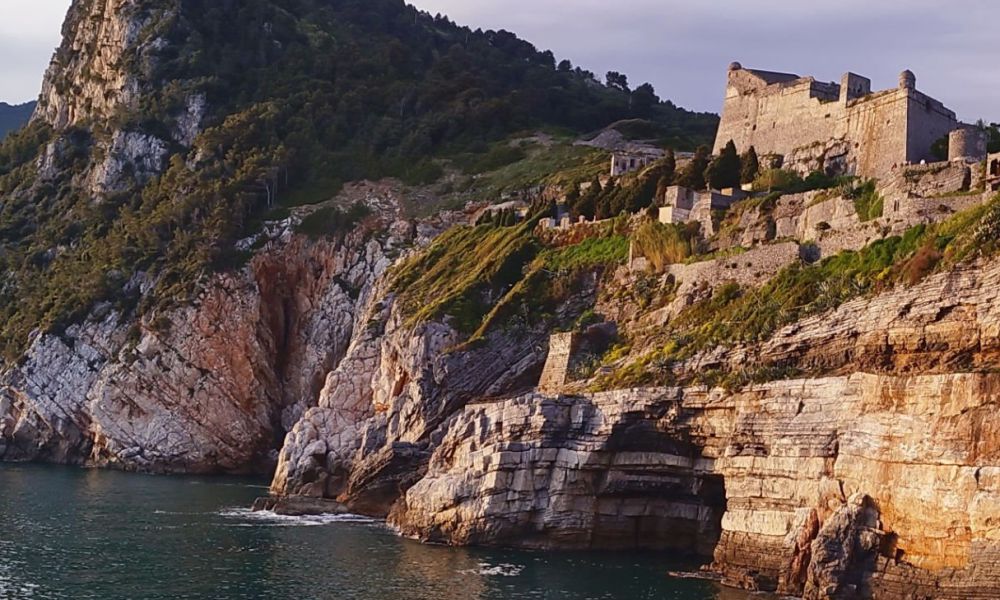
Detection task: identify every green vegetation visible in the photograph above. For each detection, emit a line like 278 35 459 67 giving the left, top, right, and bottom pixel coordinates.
295 202 372 239
0 102 35 141
390 221 541 335
458 142 608 209
676 145 710 190
540 235 629 272
391 215 629 343
847 180 884 222
596 194 1000 389
569 155 675 221
705 140 741 190
600 118 717 150
0 0 718 359
631 220 701 271
740 146 760 185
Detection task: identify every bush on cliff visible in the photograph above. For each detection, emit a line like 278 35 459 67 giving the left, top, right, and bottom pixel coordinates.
598 195 1000 389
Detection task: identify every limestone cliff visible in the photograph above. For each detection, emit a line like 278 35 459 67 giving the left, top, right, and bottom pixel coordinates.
0 206 413 472
265 253 1000 600
7 1 1000 599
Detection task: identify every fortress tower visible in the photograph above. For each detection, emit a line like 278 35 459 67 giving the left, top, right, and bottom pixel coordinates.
713 64 962 178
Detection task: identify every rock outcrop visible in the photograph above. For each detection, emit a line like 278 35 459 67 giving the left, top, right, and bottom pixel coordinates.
35 0 168 130
267 253 1000 599
0 213 408 472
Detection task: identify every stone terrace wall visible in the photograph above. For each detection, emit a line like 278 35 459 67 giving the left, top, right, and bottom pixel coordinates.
664 241 802 290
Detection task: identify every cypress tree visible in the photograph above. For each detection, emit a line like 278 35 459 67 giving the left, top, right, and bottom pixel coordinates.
677 145 711 190
740 146 760 185
705 140 741 190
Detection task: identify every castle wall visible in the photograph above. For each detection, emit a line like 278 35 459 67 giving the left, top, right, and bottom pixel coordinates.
715 79 842 160
906 91 961 164
714 66 958 179
843 90 912 178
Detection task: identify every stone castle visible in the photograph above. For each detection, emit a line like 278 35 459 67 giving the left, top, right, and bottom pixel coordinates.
714 62 986 178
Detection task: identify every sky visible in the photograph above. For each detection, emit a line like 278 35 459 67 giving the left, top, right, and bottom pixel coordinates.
2 0 997 122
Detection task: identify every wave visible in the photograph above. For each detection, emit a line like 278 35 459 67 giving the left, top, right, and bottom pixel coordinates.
218 507 379 527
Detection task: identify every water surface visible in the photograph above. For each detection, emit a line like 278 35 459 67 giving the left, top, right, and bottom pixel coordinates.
0 464 755 599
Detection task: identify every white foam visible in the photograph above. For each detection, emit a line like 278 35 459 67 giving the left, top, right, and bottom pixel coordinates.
218 507 378 527
461 562 525 577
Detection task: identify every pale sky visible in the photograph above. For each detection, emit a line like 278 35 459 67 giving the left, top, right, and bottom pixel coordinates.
2 0 998 122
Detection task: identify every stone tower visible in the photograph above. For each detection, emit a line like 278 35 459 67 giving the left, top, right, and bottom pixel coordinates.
949 126 988 162
899 69 917 90
538 332 579 394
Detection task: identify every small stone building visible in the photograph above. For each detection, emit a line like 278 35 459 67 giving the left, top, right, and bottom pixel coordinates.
659 185 745 235
610 149 663 177
988 153 1000 192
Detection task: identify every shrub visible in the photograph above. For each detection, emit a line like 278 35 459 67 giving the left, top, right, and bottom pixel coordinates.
849 180 884 222
295 202 371 238
631 220 701 271
753 168 802 192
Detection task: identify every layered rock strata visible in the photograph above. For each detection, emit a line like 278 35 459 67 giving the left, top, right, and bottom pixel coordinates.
271 255 1000 599
0 217 406 472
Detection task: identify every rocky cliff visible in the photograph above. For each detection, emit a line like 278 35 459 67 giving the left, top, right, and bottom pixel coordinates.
265 248 1000 599
0 200 419 472
5 1 1000 599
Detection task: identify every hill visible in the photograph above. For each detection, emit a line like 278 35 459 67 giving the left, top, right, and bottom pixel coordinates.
0 101 35 140
0 0 716 359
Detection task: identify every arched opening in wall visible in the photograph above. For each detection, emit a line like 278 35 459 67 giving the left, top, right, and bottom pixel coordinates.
990 160 1000 177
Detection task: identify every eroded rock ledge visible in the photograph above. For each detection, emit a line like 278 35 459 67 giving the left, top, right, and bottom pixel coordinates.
268 257 1000 599
387 373 999 599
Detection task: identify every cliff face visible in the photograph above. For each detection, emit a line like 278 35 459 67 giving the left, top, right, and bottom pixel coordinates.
7 1 1000 598
265 241 1000 599
35 0 174 130
0 212 409 472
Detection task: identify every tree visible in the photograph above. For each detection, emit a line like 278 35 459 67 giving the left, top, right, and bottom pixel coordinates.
565 182 580 205
705 140 741 190
557 59 573 72
655 149 676 203
605 71 629 92
572 177 602 220
631 83 659 117
740 146 760 185
677 145 711 190
595 180 617 220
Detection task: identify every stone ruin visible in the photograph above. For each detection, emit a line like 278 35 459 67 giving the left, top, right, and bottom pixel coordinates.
537 332 578 394
610 148 664 177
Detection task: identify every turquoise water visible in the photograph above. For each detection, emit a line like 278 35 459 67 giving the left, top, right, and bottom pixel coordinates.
0 464 752 600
